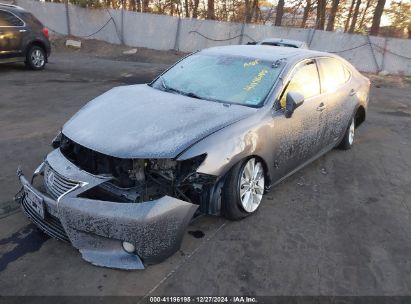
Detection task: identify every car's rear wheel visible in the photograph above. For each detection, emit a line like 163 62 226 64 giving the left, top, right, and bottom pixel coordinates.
25 46 46 70
338 116 355 150
222 157 265 220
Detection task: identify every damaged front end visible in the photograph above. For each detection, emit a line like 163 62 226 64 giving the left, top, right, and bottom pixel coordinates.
16 135 216 269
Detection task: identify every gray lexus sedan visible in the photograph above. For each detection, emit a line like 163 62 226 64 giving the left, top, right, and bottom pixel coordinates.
16 45 370 269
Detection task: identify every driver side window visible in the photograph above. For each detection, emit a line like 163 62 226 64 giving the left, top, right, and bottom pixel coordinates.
279 60 321 109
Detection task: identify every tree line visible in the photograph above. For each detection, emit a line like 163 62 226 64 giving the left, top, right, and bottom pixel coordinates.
51 0 411 38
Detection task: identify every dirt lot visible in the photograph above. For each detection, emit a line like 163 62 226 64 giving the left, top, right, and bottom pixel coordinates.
0 39 410 296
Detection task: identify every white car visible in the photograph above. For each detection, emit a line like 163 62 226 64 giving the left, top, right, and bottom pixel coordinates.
257 38 309 49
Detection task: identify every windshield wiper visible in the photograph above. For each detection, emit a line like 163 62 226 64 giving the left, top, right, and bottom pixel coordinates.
187 92 229 104
159 76 189 96
159 76 223 103
185 92 202 99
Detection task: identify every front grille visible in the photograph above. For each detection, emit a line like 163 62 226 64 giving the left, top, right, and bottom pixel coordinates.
44 163 79 199
21 194 70 242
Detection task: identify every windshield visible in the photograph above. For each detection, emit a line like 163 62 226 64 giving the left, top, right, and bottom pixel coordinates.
151 52 283 107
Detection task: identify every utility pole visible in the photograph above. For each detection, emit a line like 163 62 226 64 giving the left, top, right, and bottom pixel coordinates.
65 0 71 36
121 0 125 44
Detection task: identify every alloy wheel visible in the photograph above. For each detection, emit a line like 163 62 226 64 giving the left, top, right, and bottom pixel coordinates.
348 118 355 145
31 49 45 68
239 158 265 213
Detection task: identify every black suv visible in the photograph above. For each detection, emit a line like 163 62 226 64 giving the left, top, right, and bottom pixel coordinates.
0 3 50 70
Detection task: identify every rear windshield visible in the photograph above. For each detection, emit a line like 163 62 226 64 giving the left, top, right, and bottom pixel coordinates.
151 52 284 107
20 12 42 27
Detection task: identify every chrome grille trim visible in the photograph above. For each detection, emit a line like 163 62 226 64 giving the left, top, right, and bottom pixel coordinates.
44 163 80 200
21 194 70 242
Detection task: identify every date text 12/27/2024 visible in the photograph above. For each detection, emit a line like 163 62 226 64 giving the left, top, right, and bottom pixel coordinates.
149 296 258 303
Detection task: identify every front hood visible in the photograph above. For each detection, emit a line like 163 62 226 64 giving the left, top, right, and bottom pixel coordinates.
62 84 256 159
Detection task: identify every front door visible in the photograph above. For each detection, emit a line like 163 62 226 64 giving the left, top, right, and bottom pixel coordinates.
271 59 327 181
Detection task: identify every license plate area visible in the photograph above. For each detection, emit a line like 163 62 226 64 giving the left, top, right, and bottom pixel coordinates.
23 185 45 219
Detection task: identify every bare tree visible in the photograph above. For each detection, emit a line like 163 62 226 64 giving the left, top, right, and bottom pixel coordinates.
129 0 137 11
260 4 275 24
370 0 386 35
348 0 361 32
316 0 326 29
142 0 149 11
385 0 411 38
61 0 405 38
207 0 215 19
245 0 252 22
358 0 373 30
288 0 304 27
251 0 259 22
184 0 189 16
275 0 285 26
344 0 356 32
301 0 312 27
192 0 199 17
326 0 340 31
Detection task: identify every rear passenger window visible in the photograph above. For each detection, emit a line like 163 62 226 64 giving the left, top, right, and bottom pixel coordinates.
318 57 349 93
279 60 321 108
0 10 24 27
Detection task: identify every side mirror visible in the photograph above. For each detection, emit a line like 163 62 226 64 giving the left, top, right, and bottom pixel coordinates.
284 91 304 118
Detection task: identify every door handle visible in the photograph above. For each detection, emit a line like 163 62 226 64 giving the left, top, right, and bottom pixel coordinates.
349 89 356 96
317 102 326 112
19 29 27 33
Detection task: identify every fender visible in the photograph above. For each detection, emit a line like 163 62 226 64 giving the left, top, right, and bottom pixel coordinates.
177 108 274 186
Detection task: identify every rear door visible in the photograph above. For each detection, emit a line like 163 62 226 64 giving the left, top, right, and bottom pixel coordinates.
0 9 25 59
317 57 358 146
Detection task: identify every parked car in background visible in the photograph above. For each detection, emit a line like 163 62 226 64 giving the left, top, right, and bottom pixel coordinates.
248 38 309 49
16 45 369 270
0 3 50 70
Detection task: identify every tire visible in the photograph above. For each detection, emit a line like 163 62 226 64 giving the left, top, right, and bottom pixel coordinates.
25 46 46 70
222 157 265 220
338 116 355 150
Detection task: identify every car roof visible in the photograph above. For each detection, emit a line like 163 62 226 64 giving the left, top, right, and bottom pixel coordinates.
201 45 329 62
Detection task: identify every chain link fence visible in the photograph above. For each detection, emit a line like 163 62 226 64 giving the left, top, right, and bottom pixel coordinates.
15 0 411 76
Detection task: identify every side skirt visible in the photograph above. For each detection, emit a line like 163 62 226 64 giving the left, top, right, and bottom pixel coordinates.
0 57 25 64
268 141 339 189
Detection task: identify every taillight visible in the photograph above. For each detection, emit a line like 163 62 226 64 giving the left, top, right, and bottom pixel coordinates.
41 27 49 39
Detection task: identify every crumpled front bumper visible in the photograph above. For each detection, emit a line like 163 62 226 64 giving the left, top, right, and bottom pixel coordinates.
16 149 198 270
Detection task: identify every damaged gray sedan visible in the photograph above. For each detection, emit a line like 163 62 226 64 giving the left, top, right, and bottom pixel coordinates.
16 45 370 269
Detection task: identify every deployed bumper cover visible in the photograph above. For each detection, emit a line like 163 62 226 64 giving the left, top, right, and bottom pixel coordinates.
17 149 198 270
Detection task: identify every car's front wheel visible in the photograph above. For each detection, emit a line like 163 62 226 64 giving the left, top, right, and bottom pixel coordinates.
25 46 46 70
222 157 265 220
